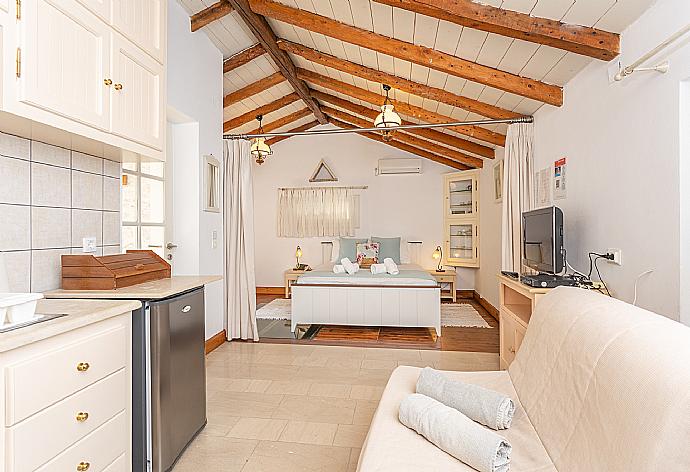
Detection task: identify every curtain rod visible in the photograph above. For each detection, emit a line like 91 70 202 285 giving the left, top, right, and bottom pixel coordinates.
279 185 368 190
223 116 533 140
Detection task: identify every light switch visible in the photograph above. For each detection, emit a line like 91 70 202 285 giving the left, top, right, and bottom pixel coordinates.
211 230 218 249
82 237 97 253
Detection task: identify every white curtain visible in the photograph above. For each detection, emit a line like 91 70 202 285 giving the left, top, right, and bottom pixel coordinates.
278 187 354 237
224 140 258 341
501 122 535 272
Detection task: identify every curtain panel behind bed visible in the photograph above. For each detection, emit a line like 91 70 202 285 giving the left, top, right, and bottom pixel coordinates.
278 187 354 237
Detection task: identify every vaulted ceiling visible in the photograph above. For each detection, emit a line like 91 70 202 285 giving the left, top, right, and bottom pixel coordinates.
179 0 656 169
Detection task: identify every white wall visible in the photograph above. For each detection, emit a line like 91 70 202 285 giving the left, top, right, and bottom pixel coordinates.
680 80 690 326
253 124 477 289
532 0 690 320
167 0 225 338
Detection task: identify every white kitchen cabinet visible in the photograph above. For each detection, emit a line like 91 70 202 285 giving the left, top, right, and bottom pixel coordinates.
75 0 111 23
111 33 164 150
18 0 111 131
112 0 165 63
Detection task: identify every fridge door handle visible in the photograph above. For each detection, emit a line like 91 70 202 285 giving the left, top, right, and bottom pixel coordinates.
181 305 192 313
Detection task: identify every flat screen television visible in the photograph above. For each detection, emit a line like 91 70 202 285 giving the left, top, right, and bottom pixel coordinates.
522 206 564 275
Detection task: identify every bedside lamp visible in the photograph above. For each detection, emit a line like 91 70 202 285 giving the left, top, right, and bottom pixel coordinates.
432 246 445 272
295 246 303 269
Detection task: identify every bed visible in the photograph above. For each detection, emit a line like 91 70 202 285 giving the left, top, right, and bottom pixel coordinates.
290 263 441 335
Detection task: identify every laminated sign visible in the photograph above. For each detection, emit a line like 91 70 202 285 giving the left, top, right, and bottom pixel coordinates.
554 157 567 199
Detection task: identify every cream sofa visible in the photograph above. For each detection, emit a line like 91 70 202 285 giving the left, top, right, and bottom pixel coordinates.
357 287 690 471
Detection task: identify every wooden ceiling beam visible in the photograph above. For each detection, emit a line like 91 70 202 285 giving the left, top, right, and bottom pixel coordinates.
223 92 300 132
328 118 469 171
298 68 505 147
247 108 312 134
249 0 563 106
227 0 327 124
223 72 286 108
266 120 319 146
279 40 519 121
223 44 266 73
311 90 494 159
373 0 619 61
191 0 234 32
323 106 482 168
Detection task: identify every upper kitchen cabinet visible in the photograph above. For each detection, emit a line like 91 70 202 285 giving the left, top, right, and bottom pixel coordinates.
18 0 111 131
112 0 165 63
111 34 164 150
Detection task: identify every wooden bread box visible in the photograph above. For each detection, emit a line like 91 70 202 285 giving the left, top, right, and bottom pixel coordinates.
61 250 171 290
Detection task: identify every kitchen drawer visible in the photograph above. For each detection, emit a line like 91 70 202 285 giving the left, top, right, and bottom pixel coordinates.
5 325 127 425
7 369 127 472
33 410 129 472
102 453 128 472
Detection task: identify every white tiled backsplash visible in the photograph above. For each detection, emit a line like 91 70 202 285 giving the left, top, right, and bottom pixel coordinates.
0 131 122 292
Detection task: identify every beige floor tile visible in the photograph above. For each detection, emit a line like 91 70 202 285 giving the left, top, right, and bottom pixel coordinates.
290 355 328 367
347 448 361 472
207 378 271 393
397 360 432 368
172 435 257 472
265 380 312 395
309 345 368 360
278 420 338 446
202 411 240 437
227 417 288 441
242 440 351 472
349 385 385 401
325 357 364 369
207 363 301 381
207 391 284 419
352 369 394 386
273 395 356 424
353 400 379 426
360 359 398 370
254 354 304 366
297 366 361 384
307 383 352 398
362 348 422 361
333 424 369 448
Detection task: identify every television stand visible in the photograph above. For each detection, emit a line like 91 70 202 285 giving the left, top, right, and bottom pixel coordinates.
520 273 578 288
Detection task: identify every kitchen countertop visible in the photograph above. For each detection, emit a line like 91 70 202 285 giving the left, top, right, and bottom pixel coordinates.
0 298 141 353
44 275 223 300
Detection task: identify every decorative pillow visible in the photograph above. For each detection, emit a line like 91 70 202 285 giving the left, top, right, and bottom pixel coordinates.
356 242 380 267
372 237 401 264
337 238 367 261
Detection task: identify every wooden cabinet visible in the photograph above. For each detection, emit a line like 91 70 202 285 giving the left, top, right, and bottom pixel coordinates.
111 34 164 148
112 0 165 63
18 0 112 130
443 170 480 268
427 269 457 303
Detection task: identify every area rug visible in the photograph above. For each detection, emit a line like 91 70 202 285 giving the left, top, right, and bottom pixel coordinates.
256 298 291 320
441 304 491 328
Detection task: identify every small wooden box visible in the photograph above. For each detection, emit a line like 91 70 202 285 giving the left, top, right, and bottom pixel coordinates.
61 250 171 290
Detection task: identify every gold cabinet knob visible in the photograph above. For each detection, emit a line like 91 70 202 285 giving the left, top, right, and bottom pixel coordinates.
76 362 90 372
114 83 123 90
104 78 113 86
76 412 89 422
76 462 90 471
509 346 516 354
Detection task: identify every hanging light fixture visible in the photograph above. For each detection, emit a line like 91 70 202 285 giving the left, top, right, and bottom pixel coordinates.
374 84 402 142
250 114 273 164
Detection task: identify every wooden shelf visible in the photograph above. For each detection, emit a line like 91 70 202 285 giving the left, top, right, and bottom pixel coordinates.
503 304 531 327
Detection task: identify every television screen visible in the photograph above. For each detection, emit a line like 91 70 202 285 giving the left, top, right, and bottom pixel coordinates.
522 207 563 274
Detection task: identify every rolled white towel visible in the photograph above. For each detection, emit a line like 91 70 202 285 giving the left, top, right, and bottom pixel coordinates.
399 393 511 472
370 263 387 275
383 257 399 275
333 265 346 274
340 258 360 275
416 367 515 430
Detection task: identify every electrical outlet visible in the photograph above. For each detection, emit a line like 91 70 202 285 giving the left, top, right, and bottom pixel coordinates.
211 230 218 249
606 248 622 265
82 237 97 253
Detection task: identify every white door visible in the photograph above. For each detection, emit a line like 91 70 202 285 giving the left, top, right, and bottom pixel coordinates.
18 0 111 130
111 0 164 62
111 33 164 150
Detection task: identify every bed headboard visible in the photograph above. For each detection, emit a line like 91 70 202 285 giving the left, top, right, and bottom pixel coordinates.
321 240 423 265
321 241 334 265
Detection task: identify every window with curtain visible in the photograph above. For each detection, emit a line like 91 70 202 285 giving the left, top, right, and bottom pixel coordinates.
278 187 355 237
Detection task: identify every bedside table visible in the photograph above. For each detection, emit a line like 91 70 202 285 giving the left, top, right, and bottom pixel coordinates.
284 269 307 298
427 269 457 302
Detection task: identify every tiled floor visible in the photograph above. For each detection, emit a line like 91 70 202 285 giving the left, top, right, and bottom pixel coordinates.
174 341 499 471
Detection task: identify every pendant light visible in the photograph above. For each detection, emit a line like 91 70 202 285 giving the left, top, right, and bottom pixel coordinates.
250 114 273 164
374 84 402 142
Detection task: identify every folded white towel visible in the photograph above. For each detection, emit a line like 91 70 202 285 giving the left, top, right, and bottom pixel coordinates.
416 367 515 430
399 393 511 472
340 258 360 275
370 263 387 275
383 257 399 275
333 265 346 274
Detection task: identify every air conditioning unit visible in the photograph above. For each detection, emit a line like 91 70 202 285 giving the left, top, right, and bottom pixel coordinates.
376 158 423 175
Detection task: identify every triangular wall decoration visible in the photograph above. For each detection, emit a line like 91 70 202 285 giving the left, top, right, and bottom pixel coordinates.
309 159 338 182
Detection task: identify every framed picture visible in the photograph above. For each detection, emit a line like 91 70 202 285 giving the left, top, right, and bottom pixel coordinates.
203 155 221 213
493 160 504 203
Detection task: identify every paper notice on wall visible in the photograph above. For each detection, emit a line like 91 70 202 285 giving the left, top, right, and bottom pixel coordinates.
536 167 551 207
554 157 567 199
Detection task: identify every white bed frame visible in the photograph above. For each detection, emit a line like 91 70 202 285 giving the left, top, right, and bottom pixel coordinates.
291 284 441 335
